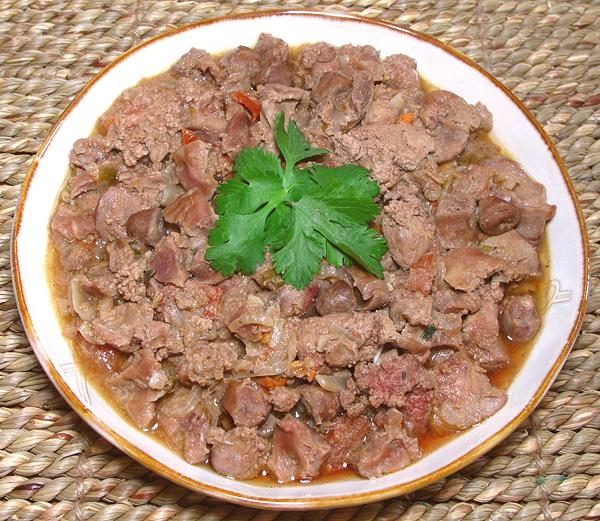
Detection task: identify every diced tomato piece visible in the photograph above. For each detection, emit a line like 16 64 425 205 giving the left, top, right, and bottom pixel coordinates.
182 128 199 145
256 376 288 390
233 91 261 122
398 112 415 124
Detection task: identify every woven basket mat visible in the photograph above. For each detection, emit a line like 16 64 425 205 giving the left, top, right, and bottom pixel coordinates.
1 0 600 519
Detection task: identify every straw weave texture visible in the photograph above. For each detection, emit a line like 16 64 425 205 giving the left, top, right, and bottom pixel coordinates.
1 0 600 519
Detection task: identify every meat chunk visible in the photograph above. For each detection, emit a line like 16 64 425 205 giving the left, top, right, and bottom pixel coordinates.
355 351 435 433
323 415 372 474
516 205 555 246
314 70 373 131
157 385 220 464
253 33 292 86
69 171 97 199
347 267 391 310
209 427 270 479
396 322 462 354
107 238 135 273
51 204 96 242
108 349 168 429
69 136 111 176
177 341 239 385
100 83 182 165
148 235 188 287
267 415 331 482
478 196 521 235
481 230 541 282
389 286 433 327
419 90 492 163
278 284 318 318
436 193 478 248
299 385 341 425
382 54 419 90
259 83 309 131
172 140 218 195
173 47 226 82
187 248 224 289
432 353 507 431
79 302 153 351
95 185 157 240
336 123 434 192
126 208 164 245
434 283 480 315
268 386 300 413
296 312 401 369
443 247 506 291
462 296 509 370
436 166 493 248
315 280 357 315
483 157 556 244
407 252 438 296
222 109 252 154
500 294 541 342
163 189 216 236
222 379 271 428
355 408 420 478
483 157 550 208
382 193 435 269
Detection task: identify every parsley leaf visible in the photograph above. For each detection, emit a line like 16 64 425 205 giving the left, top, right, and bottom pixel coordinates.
206 113 388 289
205 208 272 276
422 325 437 340
274 113 328 171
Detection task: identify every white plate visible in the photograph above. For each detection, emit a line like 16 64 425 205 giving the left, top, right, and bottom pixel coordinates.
11 9 589 510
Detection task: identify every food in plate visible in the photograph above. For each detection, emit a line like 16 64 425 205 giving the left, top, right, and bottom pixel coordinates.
48 33 555 482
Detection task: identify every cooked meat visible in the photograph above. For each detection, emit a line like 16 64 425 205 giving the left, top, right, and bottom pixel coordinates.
209 427 270 479
157 385 220 464
348 267 391 310
267 415 331 482
478 196 521 235
419 90 492 163
108 349 168 429
443 247 506 291
432 353 507 431
126 208 165 244
52 204 96 241
355 408 420 478
323 415 372 473
268 386 300 412
355 351 434 433
148 235 189 287
315 280 357 315
481 230 541 282
382 192 435 269
299 384 341 425
462 296 509 370
49 34 552 483
222 379 271 427
335 123 434 193
500 294 541 342
295 312 401 369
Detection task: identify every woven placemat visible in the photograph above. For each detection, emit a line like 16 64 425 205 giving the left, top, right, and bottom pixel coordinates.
1 0 599 519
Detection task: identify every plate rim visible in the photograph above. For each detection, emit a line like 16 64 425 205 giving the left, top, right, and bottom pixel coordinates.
10 8 590 510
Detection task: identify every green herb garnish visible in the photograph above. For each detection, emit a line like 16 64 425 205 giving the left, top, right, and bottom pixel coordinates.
205 113 387 289
422 325 437 340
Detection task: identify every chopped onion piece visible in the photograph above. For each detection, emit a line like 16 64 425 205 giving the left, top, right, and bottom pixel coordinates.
160 183 185 207
372 346 384 365
70 278 96 321
257 414 279 438
316 370 351 393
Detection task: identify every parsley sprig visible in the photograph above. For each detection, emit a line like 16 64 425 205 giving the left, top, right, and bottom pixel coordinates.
205 113 387 289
